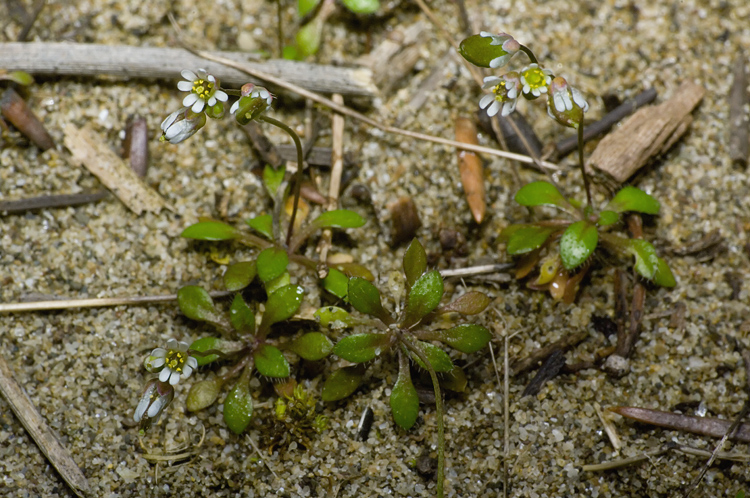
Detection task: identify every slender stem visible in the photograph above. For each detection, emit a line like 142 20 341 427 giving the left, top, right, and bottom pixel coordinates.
577 123 593 207
259 115 305 247
518 44 538 64
400 336 445 498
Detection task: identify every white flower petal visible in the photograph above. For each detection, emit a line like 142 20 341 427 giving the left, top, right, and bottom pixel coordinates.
147 396 166 418
166 339 179 350
159 368 171 383
150 357 165 368
207 74 216 82
168 371 181 385
196 69 208 79
183 93 199 107
187 356 198 369
207 96 216 107
479 94 495 109
150 347 167 358
176 341 189 352
191 100 205 113
486 101 500 117
215 90 228 102
181 365 193 378
161 111 180 132
181 69 197 81
230 101 239 114
165 121 191 142
553 93 566 113
134 397 150 422
177 81 193 92
501 101 516 116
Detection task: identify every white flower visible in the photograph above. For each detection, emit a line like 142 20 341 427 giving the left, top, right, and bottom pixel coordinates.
520 63 554 99
159 107 206 144
134 379 174 426
479 73 521 117
479 32 520 69
177 69 228 113
146 339 198 386
546 77 589 129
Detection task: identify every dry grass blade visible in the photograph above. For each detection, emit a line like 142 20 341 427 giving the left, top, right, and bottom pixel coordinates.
0 353 90 497
729 51 748 168
609 406 750 442
455 117 486 223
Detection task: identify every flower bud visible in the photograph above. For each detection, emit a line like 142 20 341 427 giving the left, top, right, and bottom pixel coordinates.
134 379 174 431
230 84 274 125
160 107 207 144
546 77 589 129
479 32 521 68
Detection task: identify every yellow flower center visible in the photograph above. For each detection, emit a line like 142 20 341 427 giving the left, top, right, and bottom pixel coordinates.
192 79 215 100
523 67 546 90
165 350 186 373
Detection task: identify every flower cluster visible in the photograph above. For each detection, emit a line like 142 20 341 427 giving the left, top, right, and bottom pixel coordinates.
134 339 197 431
460 32 588 129
160 69 274 144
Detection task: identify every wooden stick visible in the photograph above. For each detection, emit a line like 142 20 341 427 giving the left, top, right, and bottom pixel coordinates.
0 290 233 313
729 52 749 168
0 42 378 98
610 406 750 442
0 190 108 214
0 353 90 497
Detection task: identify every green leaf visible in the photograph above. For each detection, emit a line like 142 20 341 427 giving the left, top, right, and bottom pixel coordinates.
263 164 286 198
253 345 290 377
321 365 365 402
0 71 34 86
298 0 320 17
265 272 290 295
177 286 226 326
348 277 390 322
403 270 443 327
229 294 256 334
410 342 454 372
438 291 491 315
223 375 254 434
333 333 390 363
224 261 257 292
390 366 419 430
256 247 289 283
259 284 304 334
403 239 427 291
341 0 379 14
246 214 273 240
625 239 665 281
597 210 620 227
514 181 572 210
458 34 515 69
181 221 240 241
605 186 660 214
314 306 355 328
186 378 223 411
559 220 598 270
189 337 244 366
294 18 323 59
427 324 492 354
287 332 333 361
312 209 366 229
653 257 676 287
501 224 556 255
322 268 349 299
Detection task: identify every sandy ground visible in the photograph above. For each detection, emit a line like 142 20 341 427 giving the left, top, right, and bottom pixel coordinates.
1 0 750 496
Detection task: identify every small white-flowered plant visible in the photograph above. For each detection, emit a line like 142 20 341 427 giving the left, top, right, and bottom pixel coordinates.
144 338 198 386
178 69 228 113
547 76 589 129
520 63 554 99
479 72 522 117
479 31 520 69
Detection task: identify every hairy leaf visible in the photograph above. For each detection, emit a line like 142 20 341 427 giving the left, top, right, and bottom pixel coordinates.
189 337 244 366
314 306 355 328
229 294 255 334
253 344 290 378
559 221 598 270
259 284 304 334
322 268 349 299
287 332 333 361
246 214 273 240
341 0 379 14
333 333 390 363
606 186 660 214
312 209 366 229
410 341 454 372
186 378 222 411
437 291 491 315
514 181 571 210
177 286 226 327
181 221 239 241
321 365 365 402
501 224 556 255
224 261 257 292
403 238 427 290
256 247 289 283
348 277 390 322
223 375 253 434
403 270 443 327
390 366 419 430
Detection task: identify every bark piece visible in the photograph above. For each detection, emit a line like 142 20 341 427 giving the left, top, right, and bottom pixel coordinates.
610 406 750 442
0 353 90 497
586 82 706 188
0 87 54 150
455 117 486 223
729 52 749 168
63 123 171 215
0 42 377 98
